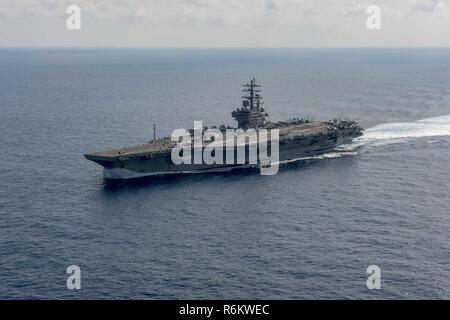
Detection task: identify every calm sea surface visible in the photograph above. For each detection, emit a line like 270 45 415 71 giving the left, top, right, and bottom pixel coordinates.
1 48 449 299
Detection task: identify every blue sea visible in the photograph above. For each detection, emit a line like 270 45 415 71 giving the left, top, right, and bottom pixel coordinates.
1 48 450 299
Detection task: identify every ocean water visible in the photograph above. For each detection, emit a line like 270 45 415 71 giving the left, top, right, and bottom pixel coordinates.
1 48 450 299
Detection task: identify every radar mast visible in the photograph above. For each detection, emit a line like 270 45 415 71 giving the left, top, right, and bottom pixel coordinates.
232 78 268 129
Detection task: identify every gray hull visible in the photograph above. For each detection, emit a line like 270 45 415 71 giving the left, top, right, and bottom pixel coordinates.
96 128 360 180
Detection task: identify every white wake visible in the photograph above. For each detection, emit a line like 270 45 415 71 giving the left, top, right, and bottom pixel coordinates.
281 114 450 163
357 114 450 144
313 114 450 160
279 151 358 164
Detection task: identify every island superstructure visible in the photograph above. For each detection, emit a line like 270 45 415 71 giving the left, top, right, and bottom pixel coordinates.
84 78 363 180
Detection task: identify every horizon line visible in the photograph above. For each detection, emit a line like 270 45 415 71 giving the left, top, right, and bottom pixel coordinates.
1 46 450 49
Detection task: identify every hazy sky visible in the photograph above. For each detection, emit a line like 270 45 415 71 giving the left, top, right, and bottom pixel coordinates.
1 0 450 47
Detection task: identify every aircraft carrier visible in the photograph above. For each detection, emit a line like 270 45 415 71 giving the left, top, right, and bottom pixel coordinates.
85 78 363 180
